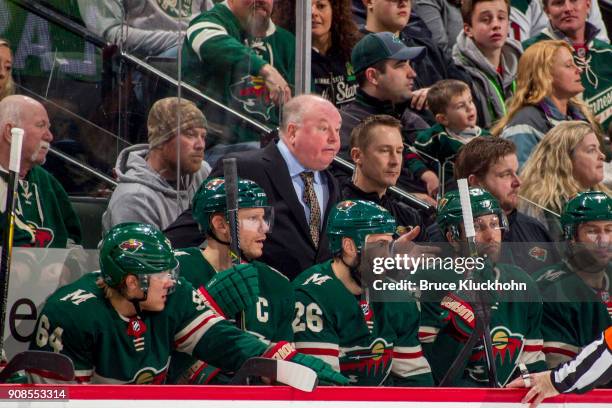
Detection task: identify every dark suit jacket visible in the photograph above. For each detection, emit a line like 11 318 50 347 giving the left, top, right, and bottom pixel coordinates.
164 142 341 281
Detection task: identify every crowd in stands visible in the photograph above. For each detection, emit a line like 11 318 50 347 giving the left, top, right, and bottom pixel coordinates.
0 0 611 397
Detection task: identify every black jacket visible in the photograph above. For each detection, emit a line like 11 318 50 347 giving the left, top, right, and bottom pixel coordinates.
342 181 429 242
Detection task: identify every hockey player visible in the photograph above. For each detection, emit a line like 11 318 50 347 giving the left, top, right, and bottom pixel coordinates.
28 222 347 385
168 177 294 384
419 187 546 386
292 199 434 386
534 191 612 368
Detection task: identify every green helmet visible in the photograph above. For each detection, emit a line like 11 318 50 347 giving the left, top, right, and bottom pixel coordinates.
99 222 178 290
437 187 507 239
192 177 268 233
327 200 396 254
561 191 612 239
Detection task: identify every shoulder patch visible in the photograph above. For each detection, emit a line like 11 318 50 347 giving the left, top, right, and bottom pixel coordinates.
536 269 567 283
302 273 333 286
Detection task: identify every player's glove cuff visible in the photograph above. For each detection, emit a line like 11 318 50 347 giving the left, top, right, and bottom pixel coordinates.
440 293 475 341
263 341 298 361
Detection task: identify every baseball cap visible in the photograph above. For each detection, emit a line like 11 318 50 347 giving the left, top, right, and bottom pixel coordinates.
351 32 426 74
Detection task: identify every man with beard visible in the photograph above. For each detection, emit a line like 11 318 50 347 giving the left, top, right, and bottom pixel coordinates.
418 187 546 386
102 97 210 233
534 191 612 368
0 95 81 248
292 199 433 386
182 0 294 141
168 177 294 384
451 136 559 275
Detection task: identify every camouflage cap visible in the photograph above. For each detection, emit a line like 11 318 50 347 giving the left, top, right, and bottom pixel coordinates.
147 97 207 149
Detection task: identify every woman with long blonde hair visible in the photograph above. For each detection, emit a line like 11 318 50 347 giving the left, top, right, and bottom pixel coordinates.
519 121 610 240
492 40 602 167
0 39 14 100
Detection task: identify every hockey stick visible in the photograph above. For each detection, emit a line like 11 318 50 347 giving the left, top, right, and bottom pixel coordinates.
0 128 23 353
0 351 74 383
230 357 318 392
439 179 498 387
223 158 245 330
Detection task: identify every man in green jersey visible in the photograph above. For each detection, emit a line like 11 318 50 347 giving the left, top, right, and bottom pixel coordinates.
535 191 612 368
293 199 434 386
168 177 294 384
28 222 346 385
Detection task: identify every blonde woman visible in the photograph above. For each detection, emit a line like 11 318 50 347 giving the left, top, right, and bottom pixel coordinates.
0 39 14 100
491 40 601 167
519 121 610 240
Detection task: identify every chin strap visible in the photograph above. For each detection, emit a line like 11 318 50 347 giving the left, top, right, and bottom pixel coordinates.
207 229 231 246
339 253 362 287
566 244 606 275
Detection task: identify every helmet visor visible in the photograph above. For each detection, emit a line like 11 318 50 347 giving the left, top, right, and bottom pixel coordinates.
139 266 180 295
237 206 274 233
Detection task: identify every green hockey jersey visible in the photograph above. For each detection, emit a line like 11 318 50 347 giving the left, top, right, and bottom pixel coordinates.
292 260 433 386
523 26 612 133
182 3 295 141
534 260 612 368
0 166 82 248
407 124 490 183
168 247 294 384
28 272 269 384
419 263 547 386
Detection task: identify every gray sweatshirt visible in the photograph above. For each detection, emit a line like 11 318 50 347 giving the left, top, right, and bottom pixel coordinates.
452 32 523 129
102 144 211 233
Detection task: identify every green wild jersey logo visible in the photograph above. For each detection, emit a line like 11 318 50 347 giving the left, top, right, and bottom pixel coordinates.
230 75 275 121
339 338 393 385
156 0 193 18
468 326 524 385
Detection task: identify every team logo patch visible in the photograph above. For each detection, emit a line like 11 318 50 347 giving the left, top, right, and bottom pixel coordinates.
470 325 524 385
340 338 393 385
230 75 274 121
205 178 225 191
20 221 54 248
156 0 192 18
119 239 143 253
337 200 357 212
528 246 547 262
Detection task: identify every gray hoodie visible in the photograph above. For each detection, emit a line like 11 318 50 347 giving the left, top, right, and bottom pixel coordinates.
452 32 523 128
102 144 211 233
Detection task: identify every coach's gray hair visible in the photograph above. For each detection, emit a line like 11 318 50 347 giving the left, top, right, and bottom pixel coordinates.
279 94 330 138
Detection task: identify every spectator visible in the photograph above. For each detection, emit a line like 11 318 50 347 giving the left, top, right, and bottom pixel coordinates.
534 191 612 369
0 39 14 101
182 0 294 141
339 32 437 204
343 114 430 241
419 187 546 386
453 136 559 274
165 94 342 281
519 121 610 240
102 97 210 233
362 0 471 112
77 0 212 57
508 0 608 43
492 40 601 167
523 0 612 133
293 199 433 386
273 0 362 108
408 79 489 193
28 222 345 385
168 177 294 384
414 0 463 56
0 95 82 248
452 0 523 129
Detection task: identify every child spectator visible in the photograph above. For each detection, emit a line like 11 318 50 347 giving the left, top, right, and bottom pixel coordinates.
407 79 489 193
452 0 522 129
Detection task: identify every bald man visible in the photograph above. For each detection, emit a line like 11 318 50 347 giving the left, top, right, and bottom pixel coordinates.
165 94 342 280
0 95 81 248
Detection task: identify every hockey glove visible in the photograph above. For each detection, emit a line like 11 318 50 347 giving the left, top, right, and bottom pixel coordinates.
200 263 260 318
263 341 349 386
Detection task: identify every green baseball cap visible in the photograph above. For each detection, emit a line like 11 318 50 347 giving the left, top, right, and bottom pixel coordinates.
351 32 426 74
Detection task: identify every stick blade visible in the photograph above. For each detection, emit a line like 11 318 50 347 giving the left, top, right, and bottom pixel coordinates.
230 357 318 392
0 351 75 382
